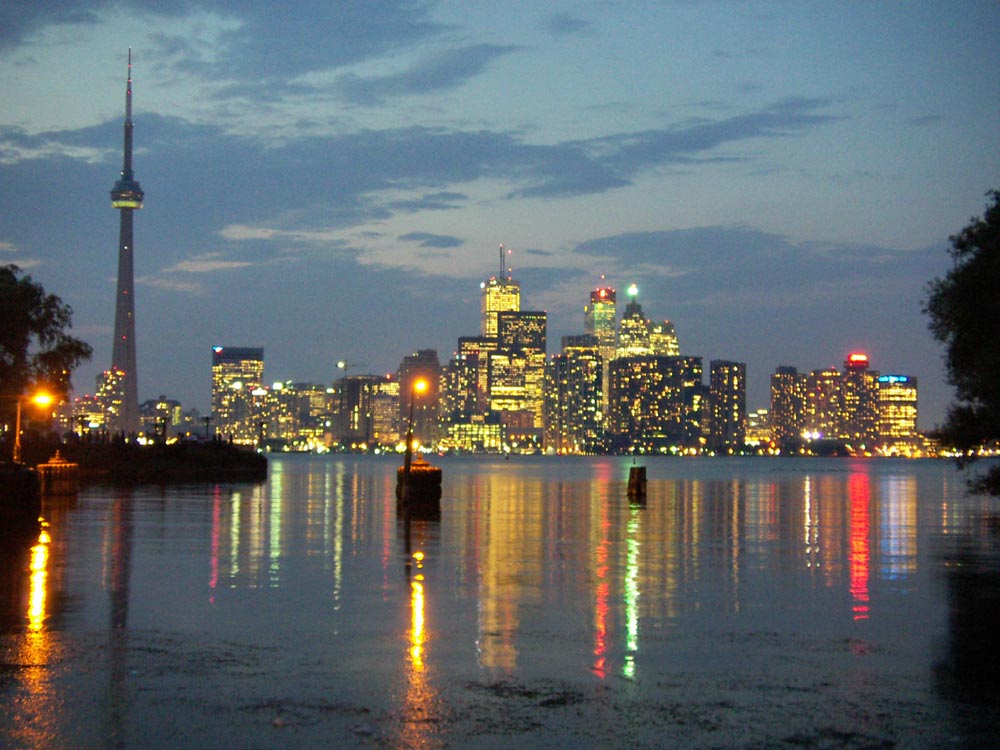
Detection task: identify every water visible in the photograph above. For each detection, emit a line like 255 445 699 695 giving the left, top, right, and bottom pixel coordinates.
3 455 999 749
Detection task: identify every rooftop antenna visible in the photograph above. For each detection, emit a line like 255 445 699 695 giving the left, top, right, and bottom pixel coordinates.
498 244 504 278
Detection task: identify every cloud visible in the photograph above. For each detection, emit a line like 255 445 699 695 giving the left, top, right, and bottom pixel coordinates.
544 13 591 36
162 257 258 274
137 275 203 293
399 232 464 249
333 44 519 105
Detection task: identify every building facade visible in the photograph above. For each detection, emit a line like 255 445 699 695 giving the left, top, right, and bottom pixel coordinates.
211 346 264 444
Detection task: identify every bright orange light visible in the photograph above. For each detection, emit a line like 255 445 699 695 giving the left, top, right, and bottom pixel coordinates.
849 353 868 364
413 379 428 394
32 393 53 407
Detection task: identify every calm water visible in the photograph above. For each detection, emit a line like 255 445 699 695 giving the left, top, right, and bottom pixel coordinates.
3 455 999 749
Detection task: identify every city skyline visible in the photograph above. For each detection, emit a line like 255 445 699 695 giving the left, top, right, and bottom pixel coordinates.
2 3 999 427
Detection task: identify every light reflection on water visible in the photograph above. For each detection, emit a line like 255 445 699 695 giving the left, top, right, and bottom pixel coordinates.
3 455 999 748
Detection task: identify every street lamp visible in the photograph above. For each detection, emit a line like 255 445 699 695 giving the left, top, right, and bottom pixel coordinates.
402 378 429 489
6 391 54 464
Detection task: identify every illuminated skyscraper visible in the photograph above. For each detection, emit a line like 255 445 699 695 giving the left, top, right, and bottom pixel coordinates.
545 336 603 453
211 347 264 444
616 286 651 358
840 353 879 445
709 360 746 452
480 245 520 337
649 320 680 356
805 366 842 438
585 287 616 359
493 310 547 432
585 286 616 415
770 366 806 442
877 374 918 444
108 50 144 434
607 355 703 453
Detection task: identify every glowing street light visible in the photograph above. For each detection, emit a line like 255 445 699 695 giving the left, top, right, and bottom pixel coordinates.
402 378 429 500
6 391 53 464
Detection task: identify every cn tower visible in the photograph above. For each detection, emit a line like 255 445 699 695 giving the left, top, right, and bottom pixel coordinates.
109 49 143 435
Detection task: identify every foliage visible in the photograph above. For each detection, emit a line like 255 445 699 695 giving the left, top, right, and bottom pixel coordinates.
924 190 1000 495
0 264 93 402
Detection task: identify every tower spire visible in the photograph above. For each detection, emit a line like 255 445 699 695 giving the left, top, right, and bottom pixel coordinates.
108 49 144 435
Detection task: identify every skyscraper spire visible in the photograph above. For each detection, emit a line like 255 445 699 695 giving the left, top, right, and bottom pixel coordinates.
108 48 144 435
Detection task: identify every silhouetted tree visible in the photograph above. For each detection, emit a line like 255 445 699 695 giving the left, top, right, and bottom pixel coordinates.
924 190 1000 495
0 264 93 401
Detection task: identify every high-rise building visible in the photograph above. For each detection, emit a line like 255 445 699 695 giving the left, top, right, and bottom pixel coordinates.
493 310 547 432
108 50 144 435
616 291 651 359
545 338 603 453
770 366 806 442
607 355 704 453
211 346 264 444
584 287 617 362
709 360 747 452
585 287 616 413
877 374 918 444
649 321 680 356
480 245 520 337
840 353 879 445
398 349 441 446
805 366 842 438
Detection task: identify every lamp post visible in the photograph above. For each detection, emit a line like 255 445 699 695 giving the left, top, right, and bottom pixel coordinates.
402 378 428 499
6 391 53 464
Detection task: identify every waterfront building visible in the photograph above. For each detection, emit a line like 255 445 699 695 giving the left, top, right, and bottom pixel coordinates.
805 366 842 439
709 360 747 453
96 369 127 433
108 51 144 434
746 409 772 446
370 376 400 448
607 355 704 453
840 353 880 446
211 346 264 444
877 374 919 447
139 395 182 439
438 414 505 453
545 339 603 453
770 366 806 442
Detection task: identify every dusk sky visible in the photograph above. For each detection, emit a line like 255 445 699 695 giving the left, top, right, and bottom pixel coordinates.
2 1 999 429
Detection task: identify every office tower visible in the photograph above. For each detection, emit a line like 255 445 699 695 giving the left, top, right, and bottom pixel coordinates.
709 360 747 453
585 287 616 413
770 366 806 442
108 50 144 434
480 245 520 337
493 310 547 432
545 338 603 453
584 288 617 361
805 366 842 438
877 374 918 444
456 335 498 414
397 349 440 446
840 353 879 445
649 321 680 356
371 376 401 447
332 374 382 447
607 355 703 453
616 293 651 358
211 346 264 444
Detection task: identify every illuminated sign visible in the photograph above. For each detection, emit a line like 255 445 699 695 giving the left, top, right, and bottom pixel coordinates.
878 375 910 384
848 353 869 364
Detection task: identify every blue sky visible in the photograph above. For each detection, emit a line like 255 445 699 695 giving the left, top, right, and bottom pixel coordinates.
2 1 998 428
